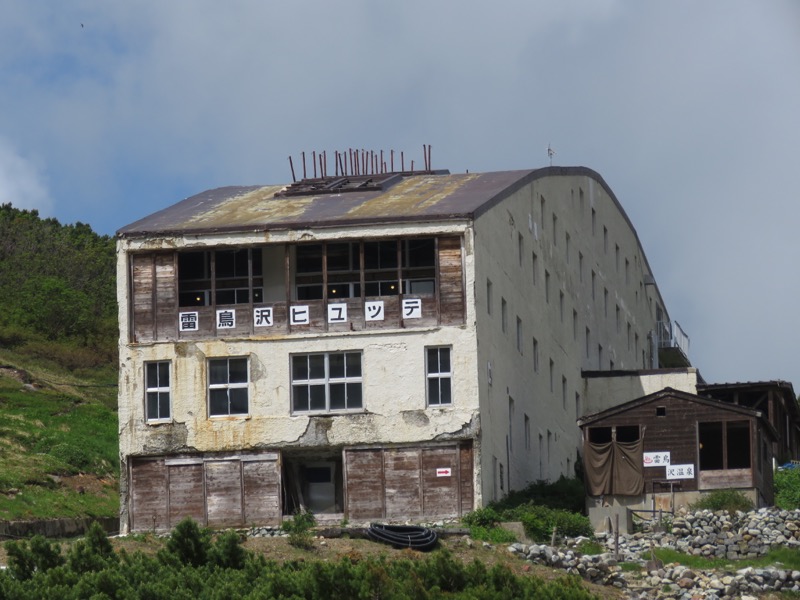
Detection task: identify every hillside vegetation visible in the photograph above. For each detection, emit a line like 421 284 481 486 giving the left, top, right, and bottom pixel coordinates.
0 204 119 520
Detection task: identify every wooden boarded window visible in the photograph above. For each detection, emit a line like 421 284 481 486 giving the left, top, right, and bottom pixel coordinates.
205 460 243 528
436 237 464 325
344 443 472 520
167 461 204 525
384 448 422 518
130 458 168 531
128 453 281 532
130 252 177 343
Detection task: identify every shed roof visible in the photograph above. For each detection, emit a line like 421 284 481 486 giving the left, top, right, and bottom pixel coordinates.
116 166 621 238
577 387 777 439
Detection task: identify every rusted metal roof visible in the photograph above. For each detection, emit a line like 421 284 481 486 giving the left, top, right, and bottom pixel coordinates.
117 166 621 238
117 170 533 237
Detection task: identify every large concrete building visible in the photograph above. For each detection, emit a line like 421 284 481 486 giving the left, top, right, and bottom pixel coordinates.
115 163 688 533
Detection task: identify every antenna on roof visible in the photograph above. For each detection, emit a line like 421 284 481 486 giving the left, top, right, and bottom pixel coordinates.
547 144 556 167
285 145 435 184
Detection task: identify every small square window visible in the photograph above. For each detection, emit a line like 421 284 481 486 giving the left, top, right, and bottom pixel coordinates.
656 406 666 417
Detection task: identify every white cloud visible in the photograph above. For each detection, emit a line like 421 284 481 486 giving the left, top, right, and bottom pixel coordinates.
0 137 52 214
0 0 798 386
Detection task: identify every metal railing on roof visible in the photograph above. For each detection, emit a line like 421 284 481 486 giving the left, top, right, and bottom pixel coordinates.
657 320 690 357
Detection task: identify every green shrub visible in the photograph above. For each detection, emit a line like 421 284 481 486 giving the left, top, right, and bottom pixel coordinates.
575 539 603 555
0 540 601 599
689 489 754 513
493 476 586 514
775 468 800 509
462 506 502 529
468 525 518 544
48 443 94 472
66 521 118 574
283 509 317 549
5 535 64 581
163 518 212 567
519 505 593 542
210 530 247 569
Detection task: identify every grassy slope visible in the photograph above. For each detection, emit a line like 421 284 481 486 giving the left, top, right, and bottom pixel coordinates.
0 347 118 520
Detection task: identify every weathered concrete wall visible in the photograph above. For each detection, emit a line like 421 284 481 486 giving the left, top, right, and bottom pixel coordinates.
582 368 700 415
472 173 671 503
117 220 482 532
118 330 480 457
585 488 762 535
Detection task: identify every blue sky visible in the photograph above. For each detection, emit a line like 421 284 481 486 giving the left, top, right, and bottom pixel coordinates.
1 1 799 388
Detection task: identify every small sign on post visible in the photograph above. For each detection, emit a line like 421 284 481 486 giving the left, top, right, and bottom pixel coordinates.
666 464 695 480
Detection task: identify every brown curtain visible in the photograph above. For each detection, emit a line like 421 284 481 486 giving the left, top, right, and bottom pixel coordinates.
585 430 645 497
586 441 613 496
612 438 644 496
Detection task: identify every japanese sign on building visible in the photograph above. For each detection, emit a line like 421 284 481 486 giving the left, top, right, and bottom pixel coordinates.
216 309 235 329
254 307 273 327
327 303 348 324
290 305 310 325
365 300 385 321
643 451 671 467
666 463 695 480
179 312 199 332
402 298 422 319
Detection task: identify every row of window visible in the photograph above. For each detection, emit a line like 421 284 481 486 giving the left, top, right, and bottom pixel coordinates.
178 238 437 307
490 276 649 371
144 347 452 422
537 190 636 287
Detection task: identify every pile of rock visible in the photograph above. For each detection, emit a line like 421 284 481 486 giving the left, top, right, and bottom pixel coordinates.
504 507 800 599
506 543 627 588
248 525 286 538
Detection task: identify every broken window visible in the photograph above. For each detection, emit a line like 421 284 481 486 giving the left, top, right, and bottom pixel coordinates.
178 248 263 307
699 420 751 471
294 238 435 300
616 425 640 443
588 427 612 444
291 352 363 413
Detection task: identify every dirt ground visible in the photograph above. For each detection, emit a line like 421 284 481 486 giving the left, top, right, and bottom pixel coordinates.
0 530 623 599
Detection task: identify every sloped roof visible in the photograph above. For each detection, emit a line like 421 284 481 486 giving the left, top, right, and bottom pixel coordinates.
577 387 776 439
116 166 622 238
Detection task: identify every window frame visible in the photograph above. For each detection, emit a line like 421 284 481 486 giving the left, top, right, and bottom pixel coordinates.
207 356 250 417
291 351 363 414
145 360 171 423
426 346 453 407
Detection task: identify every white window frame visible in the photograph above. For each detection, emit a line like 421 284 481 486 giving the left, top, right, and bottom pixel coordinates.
145 360 171 423
291 352 363 414
426 346 452 406
208 357 249 417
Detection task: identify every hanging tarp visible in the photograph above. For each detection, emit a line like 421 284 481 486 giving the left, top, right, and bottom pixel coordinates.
585 433 644 496
586 441 613 495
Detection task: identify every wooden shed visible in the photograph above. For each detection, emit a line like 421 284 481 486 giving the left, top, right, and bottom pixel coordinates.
578 387 776 507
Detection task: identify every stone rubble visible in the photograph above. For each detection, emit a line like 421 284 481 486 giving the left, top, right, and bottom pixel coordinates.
504 507 800 599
